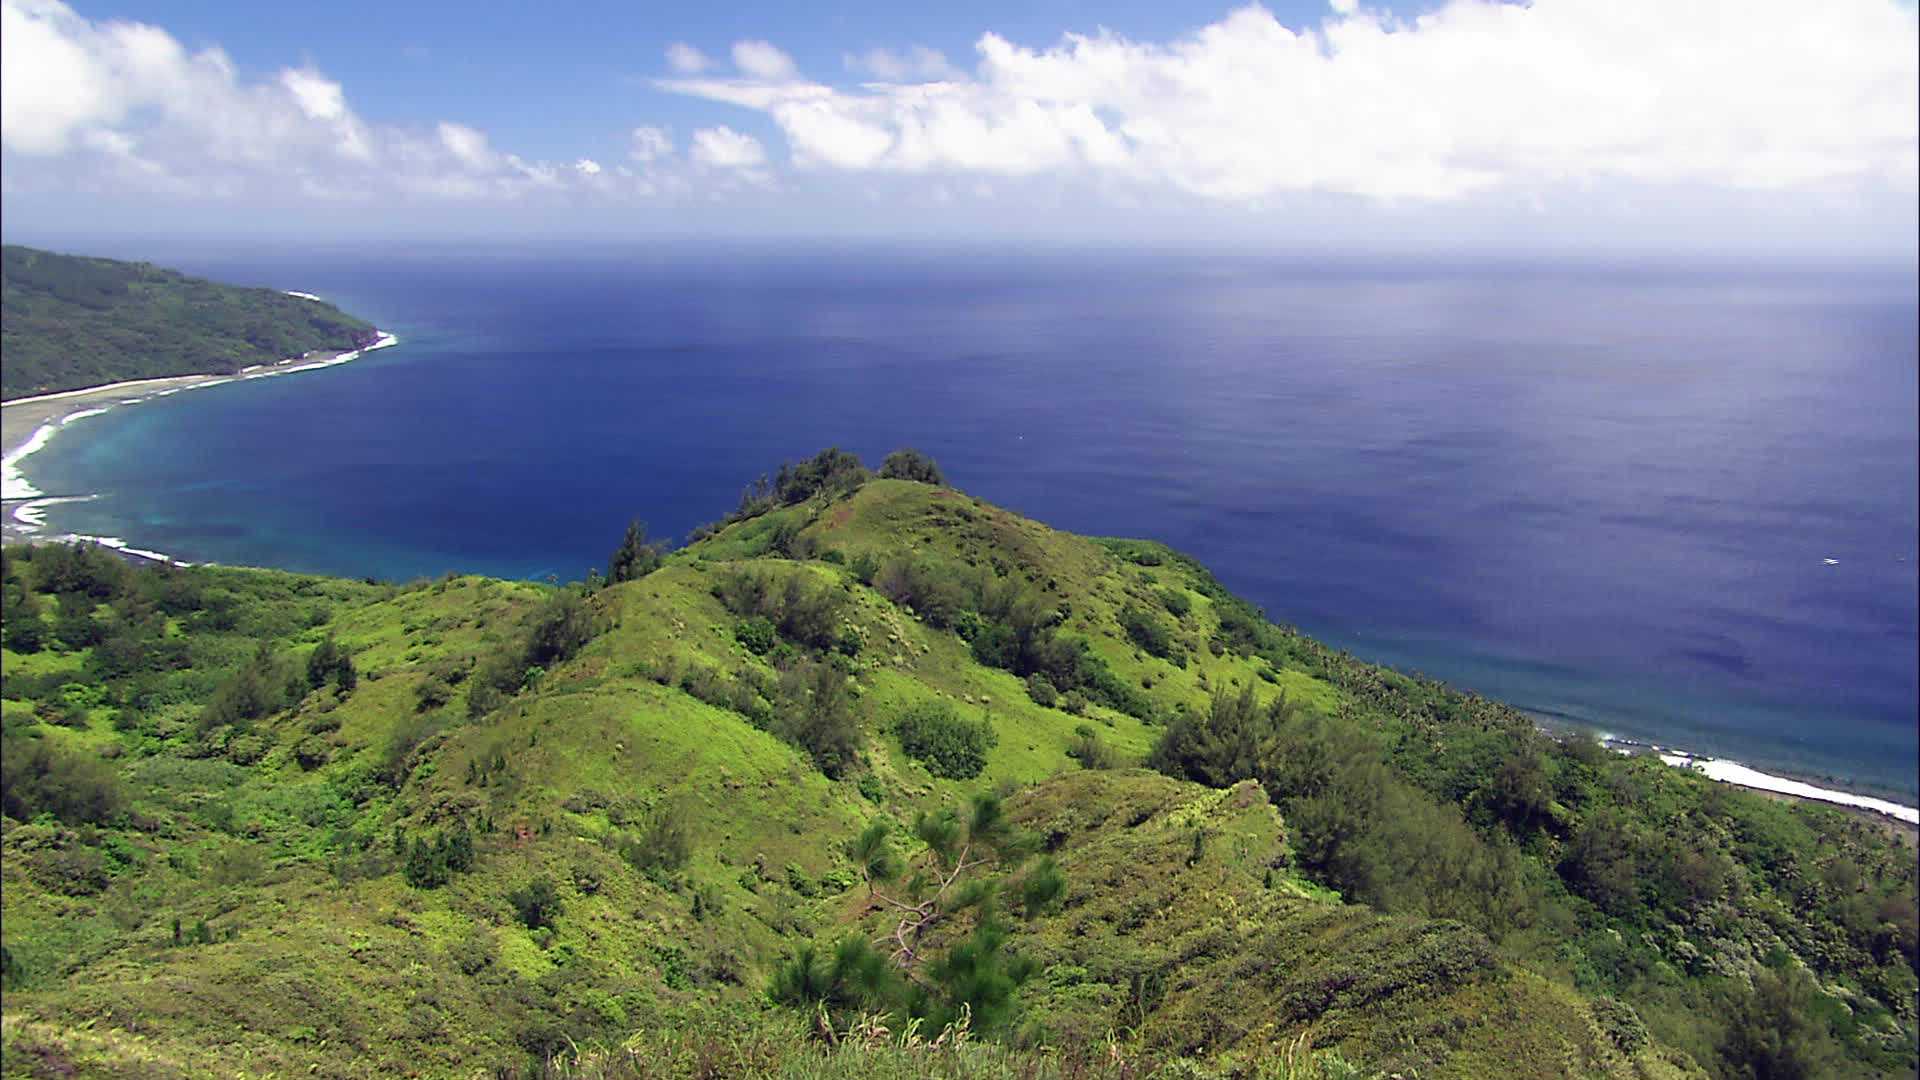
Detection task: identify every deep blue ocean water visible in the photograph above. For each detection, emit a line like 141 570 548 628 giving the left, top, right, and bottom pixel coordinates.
20 252 1918 796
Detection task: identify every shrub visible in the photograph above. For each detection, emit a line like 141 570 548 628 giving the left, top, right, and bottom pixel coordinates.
1025 673 1058 707
1067 725 1116 769
735 616 777 655
878 448 945 485
894 702 997 780
403 821 476 889
524 589 597 668
198 645 303 732
0 731 125 824
1158 588 1192 618
507 877 563 929
414 677 454 713
1119 605 1176 660
294 736 331 770
874 559 968 629
620 804 692 877
771 661 861 778
713 570 847 652
2 602 46 653
34 845 110 896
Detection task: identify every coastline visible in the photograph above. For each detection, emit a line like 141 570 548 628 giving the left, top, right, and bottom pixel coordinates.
1 331 398 555
3 324 1911 831
1591 730 1919 832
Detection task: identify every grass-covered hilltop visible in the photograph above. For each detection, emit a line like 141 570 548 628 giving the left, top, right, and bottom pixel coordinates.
2 449 1914 1079
0 246 377 400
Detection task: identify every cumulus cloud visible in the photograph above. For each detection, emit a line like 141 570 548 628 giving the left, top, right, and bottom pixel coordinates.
630 125 673 162
663 0 1920 201
665 42 709 74
731 40 798 82
436 122 494 170
844 46 960 82
690 125 767 169
0 0 655 202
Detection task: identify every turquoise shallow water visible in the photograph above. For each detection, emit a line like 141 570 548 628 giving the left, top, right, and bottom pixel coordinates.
18 251 1918 797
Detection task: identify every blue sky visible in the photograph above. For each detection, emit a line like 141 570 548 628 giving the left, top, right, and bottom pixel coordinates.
3 0 1917 253
68 2 1354 158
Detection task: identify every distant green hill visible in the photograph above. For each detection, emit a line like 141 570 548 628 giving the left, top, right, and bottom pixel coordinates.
0 451 1913 1078
0 246 376 400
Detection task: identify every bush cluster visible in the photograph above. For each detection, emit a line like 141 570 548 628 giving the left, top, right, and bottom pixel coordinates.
711 570 847 653
893 702 997 780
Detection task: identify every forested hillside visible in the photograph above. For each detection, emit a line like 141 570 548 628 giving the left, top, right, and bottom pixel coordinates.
1 450 1913 1078
0 246 377 400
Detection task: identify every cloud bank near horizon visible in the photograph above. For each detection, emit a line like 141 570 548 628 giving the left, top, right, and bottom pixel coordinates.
2 0 1915 246
661 1 1918 203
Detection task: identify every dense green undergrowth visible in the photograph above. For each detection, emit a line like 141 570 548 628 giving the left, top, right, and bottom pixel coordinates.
1 245 377 399
1 450 1912 1079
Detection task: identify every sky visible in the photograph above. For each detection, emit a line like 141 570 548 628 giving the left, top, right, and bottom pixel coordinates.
2 0 1917 254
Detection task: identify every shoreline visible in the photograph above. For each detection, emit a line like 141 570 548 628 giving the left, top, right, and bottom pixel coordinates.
1 331 399 549
3 330 1912 829
1589 730 1919 830
1526 711 1920 824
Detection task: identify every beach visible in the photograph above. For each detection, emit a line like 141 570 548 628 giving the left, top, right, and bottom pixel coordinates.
1 331 397 550
1594 733 1920 835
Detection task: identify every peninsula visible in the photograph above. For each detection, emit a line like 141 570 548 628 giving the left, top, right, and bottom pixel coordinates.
2 450 1913 1079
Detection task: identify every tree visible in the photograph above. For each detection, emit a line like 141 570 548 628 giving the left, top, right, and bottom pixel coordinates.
507 877 562 929
306 634 355 693
1718 962 1841 1079
879 448 945 486
523 589 596 667
1147 686 1282 789
607 520 664 584
0 730 125 824
1 590 45 653
772 794 1062 1035
307 635 342 689
772 660 861 778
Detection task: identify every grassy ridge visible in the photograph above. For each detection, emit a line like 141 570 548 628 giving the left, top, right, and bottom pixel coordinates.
1 462 1913 1078
1 246 377 399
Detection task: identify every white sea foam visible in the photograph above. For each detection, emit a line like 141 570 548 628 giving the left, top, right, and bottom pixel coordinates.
3 329 397 553
1 423 58 499
1658 752 1919 824
44 531 191 566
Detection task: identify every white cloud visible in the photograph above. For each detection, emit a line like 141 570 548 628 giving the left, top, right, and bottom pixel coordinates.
731 39 798 82
0 0 672 204
844 46 960 82
630 125 672 162
1329 0 1358 14
690 125 767 169
662 0 1919 201
437 122 494 170
665 42 708 74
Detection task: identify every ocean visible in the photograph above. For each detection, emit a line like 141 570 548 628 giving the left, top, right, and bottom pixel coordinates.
14 250 1918 797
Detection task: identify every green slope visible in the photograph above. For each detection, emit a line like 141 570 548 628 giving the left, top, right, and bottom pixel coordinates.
1 459 1912 1079
1 246 377 399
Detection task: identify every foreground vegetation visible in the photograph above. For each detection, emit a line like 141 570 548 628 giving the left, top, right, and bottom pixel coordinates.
1 449 1912 1078
0 246 377 399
